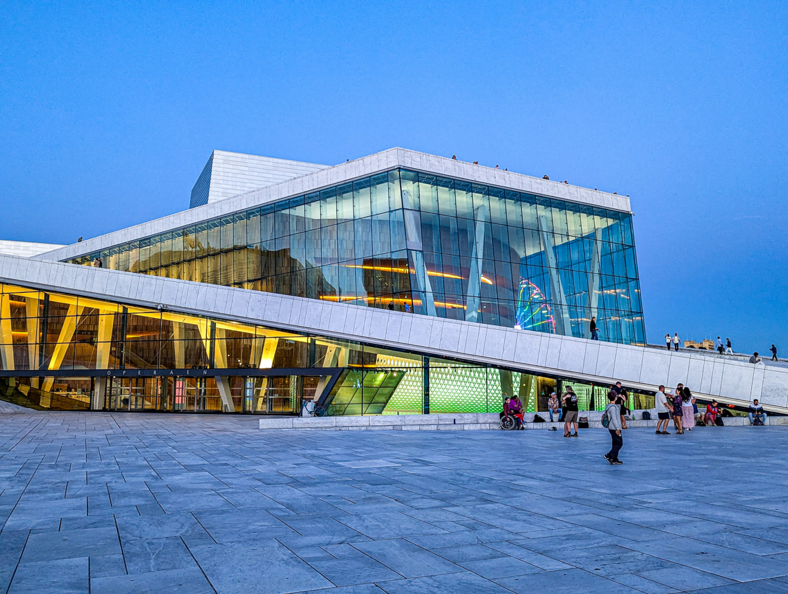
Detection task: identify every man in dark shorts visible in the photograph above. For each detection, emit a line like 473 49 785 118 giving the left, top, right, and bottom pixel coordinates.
563 386 579 437
655 385 671 434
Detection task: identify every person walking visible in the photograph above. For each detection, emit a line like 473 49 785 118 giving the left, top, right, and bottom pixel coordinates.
672 333 680 351
681 387 696 431
725 338 733 354
603 391 623 465
590 317 599 340
665 334 671 351
562 386 579 438
716 337 724 354
770 344 778 361
655 385 671 434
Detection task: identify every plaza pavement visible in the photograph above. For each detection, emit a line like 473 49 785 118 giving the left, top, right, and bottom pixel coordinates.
1 413 788 593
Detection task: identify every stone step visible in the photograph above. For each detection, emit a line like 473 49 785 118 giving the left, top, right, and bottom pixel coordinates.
259 412 787 431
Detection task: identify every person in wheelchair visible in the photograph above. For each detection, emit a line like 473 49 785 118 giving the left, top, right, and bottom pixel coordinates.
508 395 525 430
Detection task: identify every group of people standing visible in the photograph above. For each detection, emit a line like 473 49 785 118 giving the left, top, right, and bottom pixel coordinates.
654 384 697 434
714 337 734 354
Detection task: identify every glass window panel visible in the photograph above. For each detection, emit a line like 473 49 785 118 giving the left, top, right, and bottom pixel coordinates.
488 188 507 225
304 194 321 231
418 174 438 213
391 250 410 294
607 210 623 243
290 199 305 235
221 217 234 251
321 224 338 265
336 221 354 263
171 230 183 264
234 213 247 249
261 206 275 241
389 209 406 253
220 252 233 285
565 204 582 237
536 198 552 233
388 170 402 210
246 209 261 245
275 205 291 238
355 217 373 259
624 247 637 279
472 184 490 219
579 206 595 236
437 177 456 218
233 249 247 284
400 169 420 210
370 173 388 215
149 235 161 270
208 219 221 254
551 200 568 235
420 212 442 254
453 181 473 219
505 191 523 227
373 213 392 256
492 224 510 262
354 178 372 219
521 194 538 230
128 242 140 272
508 226 525 262
320 188 337 226
246 245 261 281
305 228 321 268
621 214 634 246
439 215 459 256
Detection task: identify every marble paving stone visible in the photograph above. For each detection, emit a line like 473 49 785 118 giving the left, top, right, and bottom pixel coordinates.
9 557 89 594
121 536 197 575
379 570 512 593
352 538 461 578
91 567 214 594
191 539 334 593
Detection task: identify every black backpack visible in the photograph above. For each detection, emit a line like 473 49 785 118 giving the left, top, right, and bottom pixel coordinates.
532 414 545 423
642 411 651 420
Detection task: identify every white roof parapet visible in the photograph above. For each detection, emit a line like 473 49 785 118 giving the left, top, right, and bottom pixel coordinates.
0 254 782 413
0 240 66 258
36 147 632 262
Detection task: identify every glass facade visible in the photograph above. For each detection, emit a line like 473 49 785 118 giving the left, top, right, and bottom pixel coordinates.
66 169 645 344
0 283 652 414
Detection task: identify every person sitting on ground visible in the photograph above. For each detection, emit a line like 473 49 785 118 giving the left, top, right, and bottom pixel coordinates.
547 392 561 422
704 400 720 426
509 394 524 429
749 352 762 364
749 399 766 425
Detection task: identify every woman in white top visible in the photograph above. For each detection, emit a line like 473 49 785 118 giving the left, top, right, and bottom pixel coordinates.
681 387 696 431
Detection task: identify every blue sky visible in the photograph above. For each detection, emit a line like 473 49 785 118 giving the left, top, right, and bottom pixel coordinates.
1 1 786 354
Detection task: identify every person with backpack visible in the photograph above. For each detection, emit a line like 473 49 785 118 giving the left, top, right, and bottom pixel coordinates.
603 391 623 465
562 386 580 437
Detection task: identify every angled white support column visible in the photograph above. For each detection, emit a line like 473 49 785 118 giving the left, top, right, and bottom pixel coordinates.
466 205 488 323
210 327 235 413
258 338 278 369
585 228 603 338
538 215 572 336
25 298 39 384
0 294 15 371
173 321 185 368
42 304 84 394
95 313 114 370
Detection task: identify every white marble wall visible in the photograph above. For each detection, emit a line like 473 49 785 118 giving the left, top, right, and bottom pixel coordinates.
2 253 783 411
37 148 631 262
